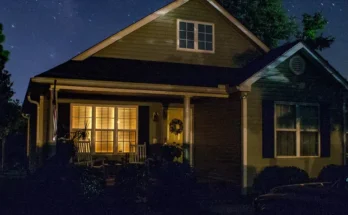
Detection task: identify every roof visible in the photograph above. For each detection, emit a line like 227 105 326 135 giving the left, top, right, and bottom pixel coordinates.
72 0 269 61
35 57 245 87
240 41 348 89
33 41 348 93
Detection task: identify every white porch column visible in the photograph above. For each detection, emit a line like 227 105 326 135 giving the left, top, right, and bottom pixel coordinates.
241 92 248 195
183 95 192 165
48 88 59 144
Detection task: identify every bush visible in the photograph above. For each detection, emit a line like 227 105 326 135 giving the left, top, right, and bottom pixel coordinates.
317 164 347 183
76 166 105 200
148 143 182 162
252 166 309 195
115 161 197 213
29 163 105 203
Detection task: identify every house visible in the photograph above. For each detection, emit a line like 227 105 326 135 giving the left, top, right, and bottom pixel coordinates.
22 0 348 192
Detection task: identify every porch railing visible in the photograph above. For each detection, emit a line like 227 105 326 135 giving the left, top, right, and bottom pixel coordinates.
129 143 147 163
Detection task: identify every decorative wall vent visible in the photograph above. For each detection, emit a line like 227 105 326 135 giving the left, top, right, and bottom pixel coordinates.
289 55 306 75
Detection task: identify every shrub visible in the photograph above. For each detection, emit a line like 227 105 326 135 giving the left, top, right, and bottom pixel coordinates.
148 143 182 162
75 166 105 200
115 161 197 213
29 163 105 203
317 164 348 183
252 166 309 195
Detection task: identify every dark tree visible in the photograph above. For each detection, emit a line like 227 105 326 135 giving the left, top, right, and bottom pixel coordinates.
218 0 297 48
218 0 334 50
296 12 335 51
0 23 24 171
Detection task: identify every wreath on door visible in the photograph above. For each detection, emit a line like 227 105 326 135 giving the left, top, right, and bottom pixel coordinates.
169 118 184 135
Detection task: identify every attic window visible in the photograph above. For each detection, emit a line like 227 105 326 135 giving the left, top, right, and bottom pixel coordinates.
177 19 214 53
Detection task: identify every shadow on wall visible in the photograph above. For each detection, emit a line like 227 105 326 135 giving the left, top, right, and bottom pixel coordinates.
233 49 260 67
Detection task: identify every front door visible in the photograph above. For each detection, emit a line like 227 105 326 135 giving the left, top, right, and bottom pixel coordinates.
166 107 193 163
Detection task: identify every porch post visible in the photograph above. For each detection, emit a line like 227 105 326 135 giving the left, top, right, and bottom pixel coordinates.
48 88 53 143
48 87 58 157
183 95 192 165
241 92 248 195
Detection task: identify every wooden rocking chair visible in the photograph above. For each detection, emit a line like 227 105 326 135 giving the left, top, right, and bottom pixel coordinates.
74 140 93 166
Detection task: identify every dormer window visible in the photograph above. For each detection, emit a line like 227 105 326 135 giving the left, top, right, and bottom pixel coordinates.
177 19 214 53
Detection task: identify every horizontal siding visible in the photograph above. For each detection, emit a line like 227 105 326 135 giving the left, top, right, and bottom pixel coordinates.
194 95 242 184
246 51 345 187
94 0 261 68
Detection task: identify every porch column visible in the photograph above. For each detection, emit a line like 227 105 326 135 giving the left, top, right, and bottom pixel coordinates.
48 88 54 143
48 88 58 158
183 95 192 165
241 92 248 195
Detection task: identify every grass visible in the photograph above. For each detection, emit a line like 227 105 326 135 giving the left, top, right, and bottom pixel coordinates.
0 175 248 215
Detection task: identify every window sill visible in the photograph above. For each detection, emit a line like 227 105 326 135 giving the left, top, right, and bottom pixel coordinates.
275 156 321 159
176 47 215 54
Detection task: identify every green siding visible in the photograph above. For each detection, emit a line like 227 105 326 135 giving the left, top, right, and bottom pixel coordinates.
247 51 345 187
94 0 261 68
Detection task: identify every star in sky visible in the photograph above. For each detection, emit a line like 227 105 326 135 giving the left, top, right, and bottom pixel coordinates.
0 0 347 102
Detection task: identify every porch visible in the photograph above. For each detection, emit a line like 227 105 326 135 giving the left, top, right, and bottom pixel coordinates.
33 77 230 168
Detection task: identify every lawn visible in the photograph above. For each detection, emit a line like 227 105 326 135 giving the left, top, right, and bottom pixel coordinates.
0 168 248 215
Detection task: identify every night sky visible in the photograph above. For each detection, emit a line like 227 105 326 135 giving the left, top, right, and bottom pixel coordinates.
1 0 347 102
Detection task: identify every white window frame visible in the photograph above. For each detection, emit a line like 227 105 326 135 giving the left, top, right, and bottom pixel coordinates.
274 102 321 158
176 19 215 53
70 104 138 154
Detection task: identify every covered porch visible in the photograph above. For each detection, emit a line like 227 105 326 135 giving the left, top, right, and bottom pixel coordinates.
29 76 230 168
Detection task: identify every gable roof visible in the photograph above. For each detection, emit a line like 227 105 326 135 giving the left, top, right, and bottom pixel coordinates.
239 41 348 90
72 0 269 61
34 41 348 91
35 57 245 88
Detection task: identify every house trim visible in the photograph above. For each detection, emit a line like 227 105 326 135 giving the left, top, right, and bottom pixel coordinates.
31 77 229 98
241 92 248 195
240 42 348 90
72 0 269 61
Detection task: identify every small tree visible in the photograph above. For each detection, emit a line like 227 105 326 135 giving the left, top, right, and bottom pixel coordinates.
296 12 335 51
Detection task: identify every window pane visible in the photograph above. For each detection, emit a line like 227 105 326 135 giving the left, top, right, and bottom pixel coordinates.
187 32 194 40
206 34 213 42
300 106 319 130
198 24 205 33
179 22 186 31
96 107 114 129
198 41 205 50
118 108 137 130
198 33 205 41
179 40 186 48
72 106 92 129
179 31 186 39
206 42 213 51
187 23 194 31
301 132 319 156
206 25 213 33
276 131 296 156
95 131 114 153
117 131 136 153
187 40 194 49
95 131 114 142
276 104 296 129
